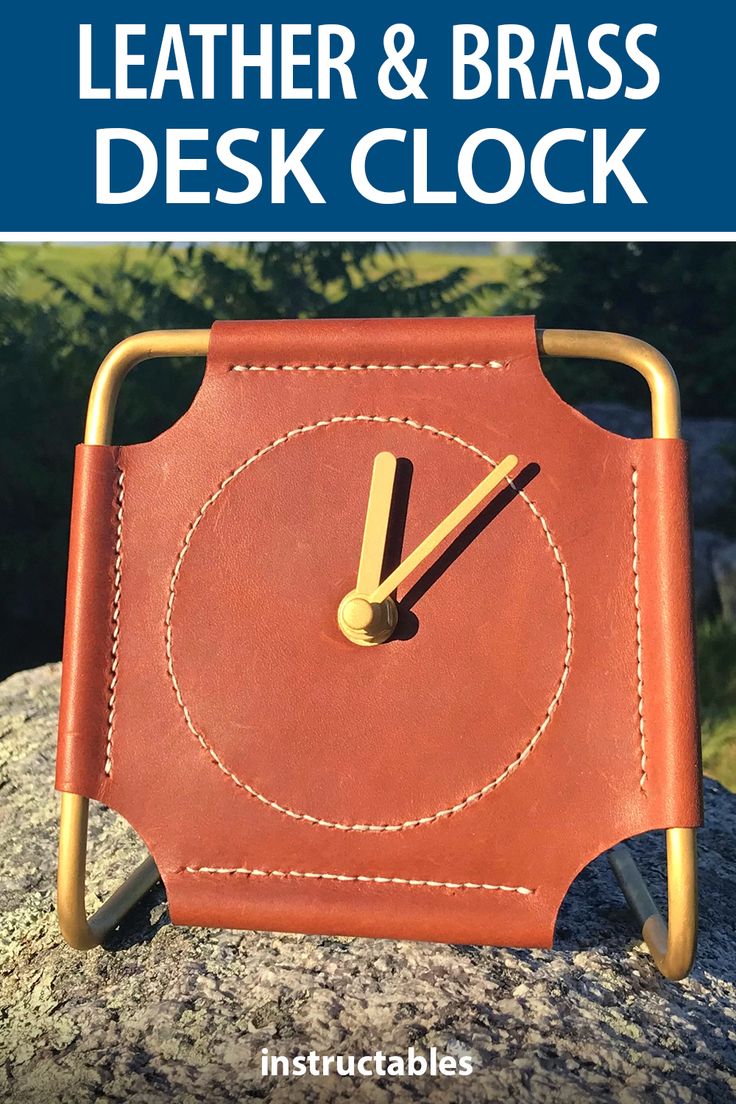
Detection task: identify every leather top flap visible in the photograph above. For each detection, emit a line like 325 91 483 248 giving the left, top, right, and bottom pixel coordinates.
204 316 540 376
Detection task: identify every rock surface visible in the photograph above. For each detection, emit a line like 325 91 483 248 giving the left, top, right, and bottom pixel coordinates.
692 530 728 616
714 542 736 625
1 664 735 1104
579 402 736 530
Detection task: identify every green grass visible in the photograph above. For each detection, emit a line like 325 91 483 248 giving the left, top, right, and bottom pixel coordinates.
1 243 525 305
1 243 178 300
376 249 521 285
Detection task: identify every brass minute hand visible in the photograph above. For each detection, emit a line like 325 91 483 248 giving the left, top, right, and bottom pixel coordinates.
368 453 518 604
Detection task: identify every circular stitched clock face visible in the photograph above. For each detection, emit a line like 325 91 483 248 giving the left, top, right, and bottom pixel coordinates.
167 415 572 830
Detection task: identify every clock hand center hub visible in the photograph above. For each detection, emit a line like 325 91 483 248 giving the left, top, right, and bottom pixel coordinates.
337 591 399 647
342 596 376 631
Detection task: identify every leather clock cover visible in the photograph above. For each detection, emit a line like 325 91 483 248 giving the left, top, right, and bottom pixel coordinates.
56 316 703 948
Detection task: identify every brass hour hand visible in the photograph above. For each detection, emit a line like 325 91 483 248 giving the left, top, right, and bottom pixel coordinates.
338 452 400 646
356 451 397 594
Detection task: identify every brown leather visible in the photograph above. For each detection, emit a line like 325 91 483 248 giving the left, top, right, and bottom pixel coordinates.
57 444 120 796
56 316 703 948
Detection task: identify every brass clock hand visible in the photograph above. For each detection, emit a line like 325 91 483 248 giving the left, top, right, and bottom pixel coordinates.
368 453 518 605
337 451 400 646
356 451 397 594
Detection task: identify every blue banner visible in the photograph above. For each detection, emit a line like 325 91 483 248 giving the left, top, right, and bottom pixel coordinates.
0 1 731 235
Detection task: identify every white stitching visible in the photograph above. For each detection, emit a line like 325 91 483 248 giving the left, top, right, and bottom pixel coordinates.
104 468 125 776
178 865 534 895
632 468 647 792
165 414 574 832
231 361 504 373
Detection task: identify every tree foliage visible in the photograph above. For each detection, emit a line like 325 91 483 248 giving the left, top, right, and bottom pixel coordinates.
499 242 736 418
0 243 481 677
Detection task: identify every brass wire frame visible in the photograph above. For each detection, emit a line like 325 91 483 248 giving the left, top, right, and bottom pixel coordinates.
57 328 698 978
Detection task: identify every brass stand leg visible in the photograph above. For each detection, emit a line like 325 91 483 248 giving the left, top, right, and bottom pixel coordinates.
539 330 698 980
56 333 208 949
608 827 698 980
57 789 160 950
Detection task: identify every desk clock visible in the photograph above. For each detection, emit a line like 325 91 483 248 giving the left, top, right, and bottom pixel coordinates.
56 317 702 978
